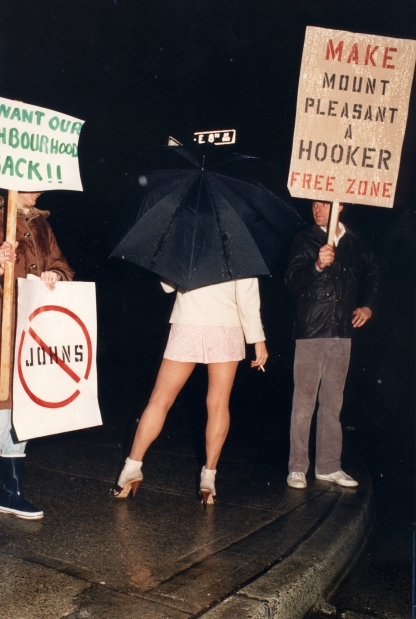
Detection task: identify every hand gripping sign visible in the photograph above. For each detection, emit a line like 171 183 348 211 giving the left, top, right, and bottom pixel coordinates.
13 278 102 441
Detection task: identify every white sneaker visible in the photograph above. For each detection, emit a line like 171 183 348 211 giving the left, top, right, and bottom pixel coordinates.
287 472 307 489
315 470 358 487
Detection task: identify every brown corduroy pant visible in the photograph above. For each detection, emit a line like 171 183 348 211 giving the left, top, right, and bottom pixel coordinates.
288 338 351 476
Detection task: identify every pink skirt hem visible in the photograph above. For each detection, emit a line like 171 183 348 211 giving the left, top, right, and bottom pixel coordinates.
163 324 245 364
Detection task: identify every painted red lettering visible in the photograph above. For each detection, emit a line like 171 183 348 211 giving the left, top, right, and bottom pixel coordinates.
382 182 392 197
365 45 378 66
358 181 368 196
382 47 397 69
325 176 335 192
370 182 380 197
347 44 359 64
302 174 312 189
290 171 300 186
326 40 343 61
314 175 324 190
346 179 356 194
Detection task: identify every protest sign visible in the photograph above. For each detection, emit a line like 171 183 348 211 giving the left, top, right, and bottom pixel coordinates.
13 278 102 441
288 27 416 207
0 99 84 401
0 97 84 191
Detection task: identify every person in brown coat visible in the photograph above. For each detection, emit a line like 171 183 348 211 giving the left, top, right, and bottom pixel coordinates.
0 191 74 519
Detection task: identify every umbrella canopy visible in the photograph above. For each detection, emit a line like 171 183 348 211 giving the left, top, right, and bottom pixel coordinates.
110 145 302 291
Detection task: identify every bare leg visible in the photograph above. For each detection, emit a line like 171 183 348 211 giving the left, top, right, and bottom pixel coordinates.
130 359 196 461
205 361 238 470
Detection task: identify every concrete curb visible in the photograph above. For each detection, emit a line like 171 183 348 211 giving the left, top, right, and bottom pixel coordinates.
201 460 373 619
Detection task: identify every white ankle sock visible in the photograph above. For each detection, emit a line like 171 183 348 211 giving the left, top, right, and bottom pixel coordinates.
200 466 216 495
117 457 143 488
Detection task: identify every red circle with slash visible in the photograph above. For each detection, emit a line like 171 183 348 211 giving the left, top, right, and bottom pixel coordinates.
17 305 92 408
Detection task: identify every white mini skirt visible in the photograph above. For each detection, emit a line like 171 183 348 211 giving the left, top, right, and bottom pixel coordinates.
163 324 245 364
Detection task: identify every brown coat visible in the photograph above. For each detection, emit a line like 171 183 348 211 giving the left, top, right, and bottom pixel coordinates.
0 197 75 409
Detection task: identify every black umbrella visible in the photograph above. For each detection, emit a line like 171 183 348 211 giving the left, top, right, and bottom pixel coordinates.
110 145 302 291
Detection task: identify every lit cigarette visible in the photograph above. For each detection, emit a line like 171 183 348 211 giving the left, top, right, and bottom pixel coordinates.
260 365 265 372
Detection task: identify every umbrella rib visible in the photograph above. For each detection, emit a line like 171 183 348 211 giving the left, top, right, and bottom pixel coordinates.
207 184 233 279
207 173 293 274
212 172 300 217
208 173 267 241
148 210 179 270
149 174 198 269
210 172 298 238
187 172 204 286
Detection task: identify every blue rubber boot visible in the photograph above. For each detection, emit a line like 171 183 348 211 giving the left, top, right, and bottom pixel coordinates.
0 456 43 519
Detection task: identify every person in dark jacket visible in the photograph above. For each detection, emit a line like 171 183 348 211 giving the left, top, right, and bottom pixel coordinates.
285 201 380 489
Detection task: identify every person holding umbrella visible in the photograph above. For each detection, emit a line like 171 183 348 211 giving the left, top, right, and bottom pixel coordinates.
111 277 267 504
109 145 301 504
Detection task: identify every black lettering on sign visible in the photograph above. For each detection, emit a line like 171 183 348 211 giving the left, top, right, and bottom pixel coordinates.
49 346 58 364
305 98 314 112
366 78 376 94
316 100 325 115
37 347 46 365
24 345 85 368
328 101 338 116
25 348 34 367
315 142 327 161
362 148 376 168
75 345 83 362
352 77 362 92
389 108 398 123
378 150 391 169
364 106 372 121
344 125 352 138
331 144 343 163
375 108 386 122
299 140 312 160
339 75 349 91
346 146 359 166
323 73 335 88
62 346 70 362
381 80 390 95
341 103 349 119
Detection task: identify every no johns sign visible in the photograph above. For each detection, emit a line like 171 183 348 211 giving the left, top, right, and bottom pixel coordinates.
13 277 102 441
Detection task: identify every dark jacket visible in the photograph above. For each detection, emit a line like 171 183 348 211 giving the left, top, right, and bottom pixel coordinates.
285 225 380 340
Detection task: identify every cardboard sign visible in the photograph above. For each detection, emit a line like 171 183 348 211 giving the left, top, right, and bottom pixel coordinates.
13 278 102 440
0 97 84 191
288 27 416 207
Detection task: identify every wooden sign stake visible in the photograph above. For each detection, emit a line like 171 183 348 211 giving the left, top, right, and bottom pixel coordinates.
0 189 18 400
327 201 340 247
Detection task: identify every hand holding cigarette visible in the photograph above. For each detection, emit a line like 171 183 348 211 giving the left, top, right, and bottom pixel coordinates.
251 341 268 371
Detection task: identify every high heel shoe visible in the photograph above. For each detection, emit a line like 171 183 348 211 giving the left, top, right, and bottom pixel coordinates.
199 466 216 505
110 457 143 500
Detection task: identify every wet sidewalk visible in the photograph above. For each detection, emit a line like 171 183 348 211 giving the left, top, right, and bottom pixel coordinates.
0 410 373 619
